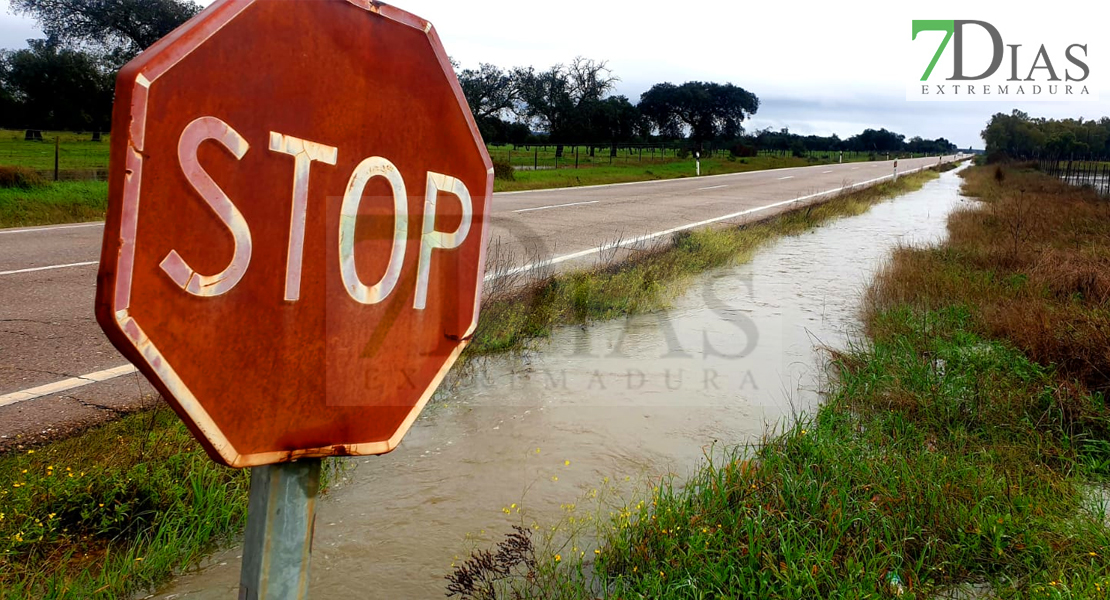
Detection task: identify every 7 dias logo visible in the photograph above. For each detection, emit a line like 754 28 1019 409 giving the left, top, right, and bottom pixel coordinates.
907 20 1097 101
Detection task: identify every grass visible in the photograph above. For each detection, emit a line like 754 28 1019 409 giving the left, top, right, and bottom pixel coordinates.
0 406 250 599
0 165 948 598
0 180 109 228
0 130 111 173
469 163 1110 598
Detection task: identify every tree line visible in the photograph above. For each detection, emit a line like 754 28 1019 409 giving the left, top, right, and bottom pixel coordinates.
982 110 1110 161
0 0 956 158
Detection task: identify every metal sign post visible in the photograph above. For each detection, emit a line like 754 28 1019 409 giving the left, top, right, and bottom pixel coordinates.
239 459 322 600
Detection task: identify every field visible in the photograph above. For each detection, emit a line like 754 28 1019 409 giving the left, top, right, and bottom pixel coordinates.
0 130 111 175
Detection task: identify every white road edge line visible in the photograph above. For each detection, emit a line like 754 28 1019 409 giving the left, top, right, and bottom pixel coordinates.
513 200 600 213
0 261 99 277
0 222 104 235
697 184 728 191
0 364 138 408
486 166 932 282
822 170 833 174
777 176 795 180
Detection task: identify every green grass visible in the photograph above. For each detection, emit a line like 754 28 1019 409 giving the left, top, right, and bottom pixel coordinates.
0 166 947 598
0 130 111 173
0 407 250 599
579 307 1109 598
0 180 109 228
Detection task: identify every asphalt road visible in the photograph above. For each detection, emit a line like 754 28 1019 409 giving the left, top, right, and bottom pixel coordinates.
0 155 962 448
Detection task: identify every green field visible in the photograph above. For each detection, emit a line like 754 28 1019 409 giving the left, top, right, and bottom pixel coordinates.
0 130 111 173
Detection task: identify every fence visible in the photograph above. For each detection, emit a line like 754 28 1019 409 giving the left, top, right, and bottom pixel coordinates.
0 129 110 181
1038 157 1110 196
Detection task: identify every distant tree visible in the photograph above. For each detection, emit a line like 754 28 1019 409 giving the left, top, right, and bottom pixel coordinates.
457 63 516 121
9 0 201 58
513 57 618 151
638 81 759 143
0 40 114 130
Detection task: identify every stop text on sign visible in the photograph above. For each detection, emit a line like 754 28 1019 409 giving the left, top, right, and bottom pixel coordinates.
161 116 473 310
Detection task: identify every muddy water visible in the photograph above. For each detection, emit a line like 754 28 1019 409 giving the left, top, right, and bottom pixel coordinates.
152 167 970 599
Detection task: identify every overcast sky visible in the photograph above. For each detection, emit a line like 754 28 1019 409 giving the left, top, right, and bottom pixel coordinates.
2 0 1107 149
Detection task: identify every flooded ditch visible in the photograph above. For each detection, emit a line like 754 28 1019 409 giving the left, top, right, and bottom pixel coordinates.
152 166 971 599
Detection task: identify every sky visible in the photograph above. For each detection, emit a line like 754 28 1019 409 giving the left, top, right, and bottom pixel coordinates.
2 0 1107 149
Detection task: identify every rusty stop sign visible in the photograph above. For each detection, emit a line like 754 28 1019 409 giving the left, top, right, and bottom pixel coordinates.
95 0 493 469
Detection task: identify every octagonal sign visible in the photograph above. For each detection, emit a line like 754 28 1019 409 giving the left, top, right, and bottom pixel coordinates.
95 0 493 468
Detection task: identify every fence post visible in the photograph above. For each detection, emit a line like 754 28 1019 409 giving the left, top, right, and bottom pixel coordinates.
534 147 538 170
54 136 60 182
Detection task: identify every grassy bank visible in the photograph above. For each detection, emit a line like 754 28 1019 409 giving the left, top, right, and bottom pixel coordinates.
0 180 108 228
498 164 1109 598
0 166 947 597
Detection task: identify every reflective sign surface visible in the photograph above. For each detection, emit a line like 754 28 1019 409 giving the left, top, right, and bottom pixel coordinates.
96 0 493 467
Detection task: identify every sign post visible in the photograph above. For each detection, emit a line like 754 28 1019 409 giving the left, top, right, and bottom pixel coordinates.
95 1 494 596
239 459 322 600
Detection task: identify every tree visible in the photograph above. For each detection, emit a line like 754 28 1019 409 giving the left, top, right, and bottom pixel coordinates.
457 63 516 121
9 0 201 58
513 57 618 149
0 39 114 130
639 81 759 144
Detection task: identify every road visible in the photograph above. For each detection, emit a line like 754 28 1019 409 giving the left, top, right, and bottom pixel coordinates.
0 155 961 447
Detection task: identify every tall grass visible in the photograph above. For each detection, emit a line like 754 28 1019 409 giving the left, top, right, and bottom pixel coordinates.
0 180 108 228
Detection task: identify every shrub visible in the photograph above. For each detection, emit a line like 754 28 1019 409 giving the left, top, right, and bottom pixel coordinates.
491 156 515 181
0 166 47 189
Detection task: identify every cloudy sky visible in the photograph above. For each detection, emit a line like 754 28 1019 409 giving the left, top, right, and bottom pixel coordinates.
2 0 1107 149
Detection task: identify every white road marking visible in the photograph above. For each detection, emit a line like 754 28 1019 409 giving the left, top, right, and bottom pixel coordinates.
487 165 933 282
0 222 103 235
0 364 138 408
697 185 729 191
777 176 795 180
851 167 860 170
0 261 98 277
513 200 600 213
822 170 833 174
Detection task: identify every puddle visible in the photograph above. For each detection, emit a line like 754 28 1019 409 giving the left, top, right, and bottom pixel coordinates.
150 167 971 599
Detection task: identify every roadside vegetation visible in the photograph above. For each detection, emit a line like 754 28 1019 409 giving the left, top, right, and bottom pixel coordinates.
0 165 107 228
0 165 948 598
454 163 1109 598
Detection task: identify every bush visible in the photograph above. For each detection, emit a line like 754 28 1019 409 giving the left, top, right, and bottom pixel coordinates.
729 144 756 158
492 156 515 181
0 166 47 189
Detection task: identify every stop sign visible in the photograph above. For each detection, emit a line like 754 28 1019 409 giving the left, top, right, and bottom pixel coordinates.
95 0 493 468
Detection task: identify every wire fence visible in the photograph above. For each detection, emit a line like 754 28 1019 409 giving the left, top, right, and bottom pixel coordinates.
1038 157 1110 196
0 129 111 181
